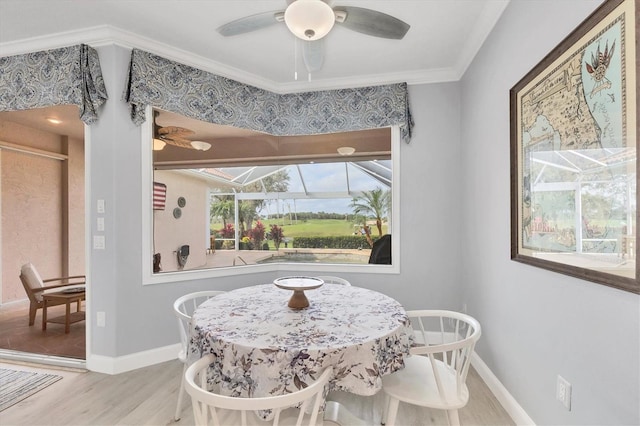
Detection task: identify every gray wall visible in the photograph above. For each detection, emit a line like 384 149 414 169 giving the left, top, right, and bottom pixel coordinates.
87 46 463 357
460 1 639 425
284 82 464 304
86 1 638 423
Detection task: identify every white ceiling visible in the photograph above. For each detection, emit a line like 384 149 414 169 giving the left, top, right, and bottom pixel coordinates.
0 0 509 164
0 0 509 93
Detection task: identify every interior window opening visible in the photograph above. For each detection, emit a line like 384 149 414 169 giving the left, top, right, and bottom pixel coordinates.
150 108 395 274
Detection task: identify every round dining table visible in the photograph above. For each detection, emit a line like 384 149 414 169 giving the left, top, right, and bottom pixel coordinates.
188 282 414 402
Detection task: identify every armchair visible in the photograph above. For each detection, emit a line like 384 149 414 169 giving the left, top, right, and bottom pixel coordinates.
19 263 86 326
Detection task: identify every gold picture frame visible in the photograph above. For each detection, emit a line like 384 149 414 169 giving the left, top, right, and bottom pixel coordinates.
510 0 638 293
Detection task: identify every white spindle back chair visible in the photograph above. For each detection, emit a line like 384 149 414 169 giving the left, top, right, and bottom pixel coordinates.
382 310 481 426
185 354 333 426
315 276 351 286
173 291 226 420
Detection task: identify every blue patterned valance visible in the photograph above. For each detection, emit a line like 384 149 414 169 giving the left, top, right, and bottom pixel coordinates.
0 44 108 124
123 49 413 142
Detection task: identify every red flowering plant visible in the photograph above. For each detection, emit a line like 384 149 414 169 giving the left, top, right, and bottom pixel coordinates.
270 224 285 250
219 223 235 238
249 221 266 250
219 223 235 249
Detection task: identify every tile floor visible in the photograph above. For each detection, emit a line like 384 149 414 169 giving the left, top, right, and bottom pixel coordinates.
0 299 85 359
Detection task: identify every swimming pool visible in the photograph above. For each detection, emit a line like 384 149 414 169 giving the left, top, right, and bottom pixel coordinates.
257 251 370 264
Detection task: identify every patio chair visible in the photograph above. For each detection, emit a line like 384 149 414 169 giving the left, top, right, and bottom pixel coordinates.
19 262 85 326
381 310 481 426
173 291 226 421
369 234 391 264
184 353 333 426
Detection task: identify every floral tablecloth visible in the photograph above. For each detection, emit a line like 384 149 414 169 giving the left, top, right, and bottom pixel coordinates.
189 283 414 400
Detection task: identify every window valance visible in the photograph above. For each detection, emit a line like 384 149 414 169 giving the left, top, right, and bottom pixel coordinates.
123 49 413 142
0 44 108 124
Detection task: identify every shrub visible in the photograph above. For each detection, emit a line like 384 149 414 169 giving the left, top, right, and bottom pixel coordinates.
250 221 266 249
219 223 235 238
292 236 375 249
270 224 285 250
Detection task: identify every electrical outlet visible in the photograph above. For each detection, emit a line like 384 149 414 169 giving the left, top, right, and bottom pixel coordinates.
97 311 106 327
93 235 105 250
557 375 572 410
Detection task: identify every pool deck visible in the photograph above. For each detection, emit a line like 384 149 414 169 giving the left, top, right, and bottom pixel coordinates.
203 248 372 268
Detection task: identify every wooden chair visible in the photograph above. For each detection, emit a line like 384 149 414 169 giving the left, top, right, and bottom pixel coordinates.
173 291 226 421
19 262 85 326
381 310 481 426
315 276 351 286
184 353 333 426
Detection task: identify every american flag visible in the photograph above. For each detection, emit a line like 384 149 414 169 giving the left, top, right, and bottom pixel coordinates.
153 182 167 210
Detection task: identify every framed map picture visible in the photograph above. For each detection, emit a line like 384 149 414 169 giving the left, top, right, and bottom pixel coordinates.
510 0 638 293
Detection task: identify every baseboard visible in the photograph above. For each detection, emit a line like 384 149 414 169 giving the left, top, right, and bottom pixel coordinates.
413 333 535 424
83 341 534 426
0 349 86 370
86 343 180 375
471 352 536 425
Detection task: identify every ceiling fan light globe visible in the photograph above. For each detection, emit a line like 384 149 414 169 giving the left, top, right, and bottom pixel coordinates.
337 146 355 156
190 140 212 151
153 138 166 151
284 0 335 41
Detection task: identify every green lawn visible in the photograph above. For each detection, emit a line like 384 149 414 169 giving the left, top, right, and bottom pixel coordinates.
263 218 354 237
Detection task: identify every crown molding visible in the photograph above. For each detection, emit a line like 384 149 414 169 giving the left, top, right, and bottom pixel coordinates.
0 0 509 94
454 0 510 79
0 25 110 57
0 25 278 92
276 66 461 94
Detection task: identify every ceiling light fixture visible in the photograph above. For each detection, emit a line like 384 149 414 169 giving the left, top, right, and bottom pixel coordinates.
46 117 62 124
337 146 355 156
153 138 166 151
190 141 212 151
284 0 335 41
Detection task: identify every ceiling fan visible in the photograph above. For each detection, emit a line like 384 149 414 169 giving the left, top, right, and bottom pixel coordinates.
217 0 410 73
153 111 211 151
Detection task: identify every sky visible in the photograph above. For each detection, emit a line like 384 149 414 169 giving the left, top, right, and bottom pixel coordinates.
260 197 354 216
210 160 390 215
260 161 389 214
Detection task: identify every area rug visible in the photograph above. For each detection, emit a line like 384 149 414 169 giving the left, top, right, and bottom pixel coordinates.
0 368 62 412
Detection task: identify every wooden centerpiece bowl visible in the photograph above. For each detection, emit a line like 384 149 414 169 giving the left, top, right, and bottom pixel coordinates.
273 276 324 309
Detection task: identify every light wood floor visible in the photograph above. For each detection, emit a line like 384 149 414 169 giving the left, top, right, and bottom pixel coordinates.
1 359 514 426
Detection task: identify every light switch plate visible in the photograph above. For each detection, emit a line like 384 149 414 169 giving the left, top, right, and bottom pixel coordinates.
93 235 105 250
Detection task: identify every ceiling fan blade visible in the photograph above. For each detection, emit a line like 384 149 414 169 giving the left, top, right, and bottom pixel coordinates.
163 137 197 150
217 11 283 37
158 126 195 137
334 6 410 40
302 39 324 73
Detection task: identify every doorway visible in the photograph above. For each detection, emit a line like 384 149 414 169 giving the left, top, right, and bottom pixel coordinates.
0 105 86 363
